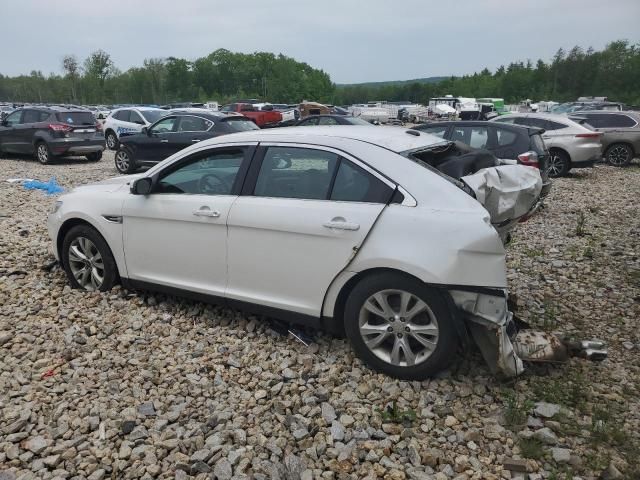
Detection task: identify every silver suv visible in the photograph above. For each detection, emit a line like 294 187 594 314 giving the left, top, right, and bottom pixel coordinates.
569 111 640 166
491 113 602 177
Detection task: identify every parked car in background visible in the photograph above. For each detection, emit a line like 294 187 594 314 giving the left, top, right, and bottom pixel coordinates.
114 110 258 173
569 111 640 166
48 126 555 379
103 107 168 150
411 121 551 194
219 103 282 127
0 104 14 120
491 113 602 176
0 106 104 164
295 115 374 126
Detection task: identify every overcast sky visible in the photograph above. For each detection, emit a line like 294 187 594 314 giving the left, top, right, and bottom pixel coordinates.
1 0 639 84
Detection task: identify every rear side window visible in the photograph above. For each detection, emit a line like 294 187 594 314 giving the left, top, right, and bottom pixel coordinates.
451 126 490 149
494 117 516 124
176 116 212 132
515 117 547 129
495 128 517 146
545 120 567 130
330 160 392 203
254 147 339 200
591 114 637 128
22 110 40 123
221 118 259 132
141 110 166 123
300 117 319 126
55 112 96 125
38 111 51 122
114 110 130 122
129 111 145 125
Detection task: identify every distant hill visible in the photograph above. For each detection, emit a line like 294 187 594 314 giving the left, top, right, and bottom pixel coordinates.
337 76 449 88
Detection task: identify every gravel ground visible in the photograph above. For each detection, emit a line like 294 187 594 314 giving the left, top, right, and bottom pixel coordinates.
0 151 638 480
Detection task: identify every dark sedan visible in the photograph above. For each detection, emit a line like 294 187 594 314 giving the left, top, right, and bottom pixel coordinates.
114 110 259 173
295 115 374 126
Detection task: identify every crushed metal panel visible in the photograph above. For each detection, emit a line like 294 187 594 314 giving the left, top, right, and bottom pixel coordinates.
513 330 569 363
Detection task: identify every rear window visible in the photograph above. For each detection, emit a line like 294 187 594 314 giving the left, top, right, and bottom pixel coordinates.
56 112 95 125
222 118 260 132
141 110 167 123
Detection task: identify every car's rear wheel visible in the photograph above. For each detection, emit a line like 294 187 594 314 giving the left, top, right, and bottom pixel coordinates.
86 151 102 162
62 225 117 292
344 273 457 379
605 143 633 167
115 148 136 174
547 150 570 177
35 142 52 165
106 131 118 150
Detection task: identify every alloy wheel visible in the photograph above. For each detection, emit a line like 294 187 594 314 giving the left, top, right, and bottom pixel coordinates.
37 144 49 164
547 154 564 176
107 133 117 149
608 145 630 166
358 289 439 367
115 150 130 172
67 237 104 291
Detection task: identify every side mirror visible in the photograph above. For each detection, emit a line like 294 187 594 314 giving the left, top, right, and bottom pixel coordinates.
131 177 153 195
141 126 148 135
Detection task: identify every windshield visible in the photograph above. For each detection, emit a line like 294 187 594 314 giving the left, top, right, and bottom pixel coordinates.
141 110 167 123
345 117 373 126
223 117 260 132
55 112 96 125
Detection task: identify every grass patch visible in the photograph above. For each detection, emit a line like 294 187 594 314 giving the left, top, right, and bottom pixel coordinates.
502 390 534 430
541 298 559 331
529 371 588 411
575 211 588 237
519 437 545 460
523 247 545 258
378 400 417 425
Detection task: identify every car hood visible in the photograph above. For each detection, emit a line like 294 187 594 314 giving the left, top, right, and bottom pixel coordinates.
70 174 142 194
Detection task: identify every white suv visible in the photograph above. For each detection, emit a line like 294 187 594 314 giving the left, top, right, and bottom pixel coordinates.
103 107 168 150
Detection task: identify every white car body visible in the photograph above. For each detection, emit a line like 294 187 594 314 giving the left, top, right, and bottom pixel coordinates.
103 107 168 149
349 106 390 124
48 126 545 377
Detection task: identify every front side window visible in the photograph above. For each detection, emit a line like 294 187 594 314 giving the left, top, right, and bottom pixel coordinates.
130 111 145 125
150 116 177 134
177 116 212 132
4 110 22 126
156 149 245 195
318 117 339 125
451 126 489 148
254 147 339 200
422 125 447 138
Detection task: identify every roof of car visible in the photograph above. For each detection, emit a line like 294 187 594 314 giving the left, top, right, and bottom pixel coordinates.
416 120 540 133
498 112 570 121
169 109 246 119
207 125 447 153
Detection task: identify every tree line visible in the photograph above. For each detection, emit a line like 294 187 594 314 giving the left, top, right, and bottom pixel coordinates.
0 41 638 107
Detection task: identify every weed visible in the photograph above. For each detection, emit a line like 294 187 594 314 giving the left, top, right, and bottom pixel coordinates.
523 247 545 258
575 211 588 237
541 298 559 331
502 390 533 429
588 205 600 214
530 371 588 411
378 400 417 425
591 405 630 446
519 437 545 460
583 245 594 259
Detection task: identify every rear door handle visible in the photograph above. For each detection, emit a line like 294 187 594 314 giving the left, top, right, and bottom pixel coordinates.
191 139 201 142
160 139 169 143
323 220 360 231
193 208 220 218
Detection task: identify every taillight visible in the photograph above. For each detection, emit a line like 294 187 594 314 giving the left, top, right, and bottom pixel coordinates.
518 151 540 169
48 123 73 133
575 133 600 138
95 122 103 131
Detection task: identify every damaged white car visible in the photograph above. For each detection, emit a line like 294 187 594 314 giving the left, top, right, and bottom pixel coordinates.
47 126 605 379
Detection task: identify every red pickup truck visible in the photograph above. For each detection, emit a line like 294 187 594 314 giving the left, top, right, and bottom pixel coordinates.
220 103 282 127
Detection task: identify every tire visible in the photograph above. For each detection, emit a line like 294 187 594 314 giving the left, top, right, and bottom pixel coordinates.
35 141 52 165
605 143 633 167
344 273 458 379
62 225 118 292
105 131 119 150
86 151 102 162
547 150 570 177
114 148 136 174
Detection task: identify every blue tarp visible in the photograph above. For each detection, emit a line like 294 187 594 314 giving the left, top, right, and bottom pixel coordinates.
23 178 64 195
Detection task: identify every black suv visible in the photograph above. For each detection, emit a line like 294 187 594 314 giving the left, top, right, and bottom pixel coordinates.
0 106 104 164
412 121 551 197
114 110 259 173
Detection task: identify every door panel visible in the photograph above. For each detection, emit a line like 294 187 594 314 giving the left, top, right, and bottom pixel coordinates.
226 197 384 316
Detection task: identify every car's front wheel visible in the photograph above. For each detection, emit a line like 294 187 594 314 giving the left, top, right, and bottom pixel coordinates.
547 150 570 177
344 273 457 379
106 131 118 150
605 143 633 167
62 225 118 292
115 148 136 174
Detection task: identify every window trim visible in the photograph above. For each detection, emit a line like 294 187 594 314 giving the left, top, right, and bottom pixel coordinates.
241 142 397 203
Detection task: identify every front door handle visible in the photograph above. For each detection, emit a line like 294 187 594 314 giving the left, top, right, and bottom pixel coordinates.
191 139 201 142
193 207 220 218
160 139 169 143
323 220 360 231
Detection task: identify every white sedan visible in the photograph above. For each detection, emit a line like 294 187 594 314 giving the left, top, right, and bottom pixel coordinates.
47 126 551 378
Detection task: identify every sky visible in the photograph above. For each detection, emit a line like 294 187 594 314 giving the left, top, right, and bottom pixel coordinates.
1 0 639 84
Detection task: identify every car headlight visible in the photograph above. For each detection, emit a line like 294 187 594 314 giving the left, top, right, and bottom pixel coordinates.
51 200 63 214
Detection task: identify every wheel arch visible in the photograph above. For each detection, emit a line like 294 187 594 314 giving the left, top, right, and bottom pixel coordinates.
605 141 635 156
323 267 468 342
56 218 120 279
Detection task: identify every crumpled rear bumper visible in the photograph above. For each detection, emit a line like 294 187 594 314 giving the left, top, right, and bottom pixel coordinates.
449 289 607 377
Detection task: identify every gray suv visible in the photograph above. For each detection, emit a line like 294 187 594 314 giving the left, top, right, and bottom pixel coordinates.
569 111 640 166
0 106 105 164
